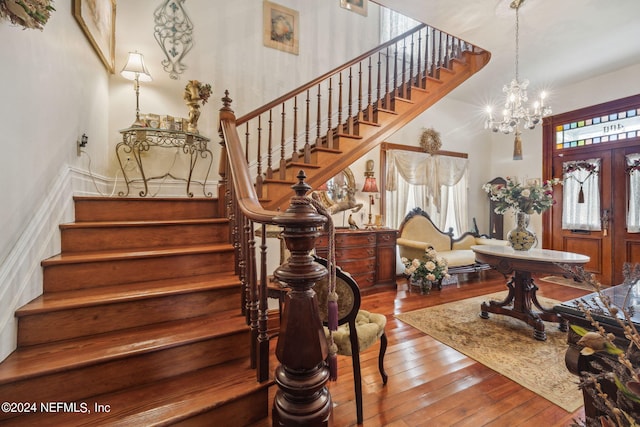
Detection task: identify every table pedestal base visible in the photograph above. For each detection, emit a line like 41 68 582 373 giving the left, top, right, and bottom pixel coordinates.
480 271 568 341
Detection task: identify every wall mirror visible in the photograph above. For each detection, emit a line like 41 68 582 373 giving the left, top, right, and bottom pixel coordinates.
315 167 363 215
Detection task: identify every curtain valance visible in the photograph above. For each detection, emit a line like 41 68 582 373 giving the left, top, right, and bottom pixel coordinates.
385 149 468 208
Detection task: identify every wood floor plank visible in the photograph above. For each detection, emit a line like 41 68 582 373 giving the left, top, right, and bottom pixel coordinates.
253 270 591 426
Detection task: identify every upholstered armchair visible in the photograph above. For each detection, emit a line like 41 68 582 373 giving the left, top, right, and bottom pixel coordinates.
314 256 387 424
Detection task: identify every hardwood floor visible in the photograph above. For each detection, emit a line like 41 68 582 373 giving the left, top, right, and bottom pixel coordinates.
257 270 591 427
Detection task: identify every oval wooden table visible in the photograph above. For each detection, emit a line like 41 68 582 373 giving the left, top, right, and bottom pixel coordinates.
471 245 590 341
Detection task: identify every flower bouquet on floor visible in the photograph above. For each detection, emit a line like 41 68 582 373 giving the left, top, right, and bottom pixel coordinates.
401 245 449 294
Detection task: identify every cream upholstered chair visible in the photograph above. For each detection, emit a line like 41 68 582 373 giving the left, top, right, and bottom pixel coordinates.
314 256 387 424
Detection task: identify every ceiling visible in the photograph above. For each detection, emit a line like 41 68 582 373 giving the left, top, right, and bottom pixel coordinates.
375 0 640 114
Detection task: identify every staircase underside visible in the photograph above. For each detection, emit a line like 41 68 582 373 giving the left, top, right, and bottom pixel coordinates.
259 49 490 212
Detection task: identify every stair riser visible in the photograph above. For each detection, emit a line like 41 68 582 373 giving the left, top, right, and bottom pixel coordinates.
43 251 235 292
18 288 240 346
174 388 268 427
74 197 219 222
0 332 250 416
61 223 229 253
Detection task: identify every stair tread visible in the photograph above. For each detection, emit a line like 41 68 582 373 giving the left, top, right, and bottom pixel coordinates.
0 310 247 384
60 218 228 229
17 272 241 315
42 244 234 265
1 360 271 426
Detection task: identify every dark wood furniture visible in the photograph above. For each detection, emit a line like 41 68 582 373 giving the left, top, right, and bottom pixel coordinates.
315 228 398 290
313 256 387 424
472 245 590 340
555 283 640 420
487 177 506 239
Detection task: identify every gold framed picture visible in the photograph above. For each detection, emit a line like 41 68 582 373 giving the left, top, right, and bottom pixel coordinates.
263 1 299 55
340 0 367 16
73 0 116 73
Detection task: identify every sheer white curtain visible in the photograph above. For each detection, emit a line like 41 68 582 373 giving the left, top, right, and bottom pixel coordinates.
562 158 601 230
628 153 640 233
379 8 420 43
385 149 469 235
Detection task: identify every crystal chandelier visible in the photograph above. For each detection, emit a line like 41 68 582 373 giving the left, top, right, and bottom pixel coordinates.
485 0 551 153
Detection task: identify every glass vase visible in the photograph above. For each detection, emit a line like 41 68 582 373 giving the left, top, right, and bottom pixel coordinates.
507 212 537 251
411 277 432 295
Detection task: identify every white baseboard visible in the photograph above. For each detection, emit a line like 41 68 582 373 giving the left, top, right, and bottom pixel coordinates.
0 166 74 361
0 165 219 362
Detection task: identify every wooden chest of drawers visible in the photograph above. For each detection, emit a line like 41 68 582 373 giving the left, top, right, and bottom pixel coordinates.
315 228 398 290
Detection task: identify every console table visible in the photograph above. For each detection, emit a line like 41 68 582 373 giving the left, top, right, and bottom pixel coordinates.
315 228 398 290
116 127 213 198
472 245 590 340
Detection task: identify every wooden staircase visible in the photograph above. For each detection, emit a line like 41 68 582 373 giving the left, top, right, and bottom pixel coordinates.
231 42 490 212
0 196 271 426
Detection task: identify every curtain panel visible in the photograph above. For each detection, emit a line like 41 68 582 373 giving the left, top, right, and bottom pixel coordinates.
385 149 469 232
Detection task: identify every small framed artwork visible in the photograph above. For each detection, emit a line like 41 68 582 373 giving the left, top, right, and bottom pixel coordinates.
73 0 116 73
340 0 367 16
263 1 299 55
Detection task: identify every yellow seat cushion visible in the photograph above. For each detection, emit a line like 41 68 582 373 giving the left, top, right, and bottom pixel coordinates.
324 310 386 356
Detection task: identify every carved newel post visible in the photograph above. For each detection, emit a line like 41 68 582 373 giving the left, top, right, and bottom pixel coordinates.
272 171 333 426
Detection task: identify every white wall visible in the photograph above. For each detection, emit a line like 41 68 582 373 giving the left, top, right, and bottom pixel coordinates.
0 0 381 362
108 1 381 195
0 1 111 360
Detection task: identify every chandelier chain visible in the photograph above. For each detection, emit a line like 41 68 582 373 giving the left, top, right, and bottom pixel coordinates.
515 6 519 82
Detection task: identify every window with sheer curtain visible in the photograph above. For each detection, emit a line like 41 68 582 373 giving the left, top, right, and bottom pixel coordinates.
562 158 601 231
379 7 420 43
628 153 640 233
385 149 469 237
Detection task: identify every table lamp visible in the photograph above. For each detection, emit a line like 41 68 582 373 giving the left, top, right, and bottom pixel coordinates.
121 51 152 127
361 160 379 228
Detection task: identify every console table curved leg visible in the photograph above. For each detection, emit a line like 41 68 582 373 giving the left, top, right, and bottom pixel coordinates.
115 142 131 197
530 280 569 332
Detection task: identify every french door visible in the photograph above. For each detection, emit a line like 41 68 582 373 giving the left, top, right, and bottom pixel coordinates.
543 94 640 285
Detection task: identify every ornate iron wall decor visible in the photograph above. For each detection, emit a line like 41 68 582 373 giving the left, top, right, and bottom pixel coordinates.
153 0 193 79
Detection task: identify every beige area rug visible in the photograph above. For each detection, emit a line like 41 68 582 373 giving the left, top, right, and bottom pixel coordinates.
540 275 594 291
395 292 583 413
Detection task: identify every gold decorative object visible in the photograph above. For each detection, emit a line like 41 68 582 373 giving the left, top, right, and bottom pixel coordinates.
314 167 362 216
419 127 442 154
513 129 523 160
0 0 55 30
183 80 212 134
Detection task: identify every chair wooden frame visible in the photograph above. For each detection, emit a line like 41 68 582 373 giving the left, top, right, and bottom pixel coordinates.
314 255 388 424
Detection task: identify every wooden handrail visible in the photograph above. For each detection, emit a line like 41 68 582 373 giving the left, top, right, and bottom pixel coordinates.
235 24 427 125
219 96 279 224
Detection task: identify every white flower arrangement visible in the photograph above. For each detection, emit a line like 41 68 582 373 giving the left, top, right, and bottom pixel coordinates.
401 245 449 284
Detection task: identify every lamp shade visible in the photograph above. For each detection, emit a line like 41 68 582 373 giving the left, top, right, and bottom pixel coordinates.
361 177 378 193
121 52 152 82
